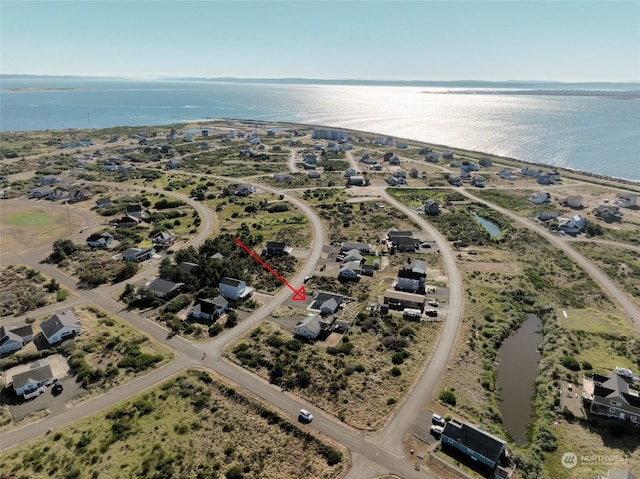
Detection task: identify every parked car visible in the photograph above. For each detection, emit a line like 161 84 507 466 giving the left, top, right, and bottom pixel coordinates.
52 381 63 394
432 413 445 427
430 425 444 437
428 300 439 307
298 409 313 423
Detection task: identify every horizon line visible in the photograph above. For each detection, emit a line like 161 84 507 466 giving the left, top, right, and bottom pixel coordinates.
1 74 639 85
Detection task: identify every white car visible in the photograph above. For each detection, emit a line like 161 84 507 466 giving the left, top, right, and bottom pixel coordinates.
430 425 444 436
432 413 445 426
299 409 313 423
428 300 439 308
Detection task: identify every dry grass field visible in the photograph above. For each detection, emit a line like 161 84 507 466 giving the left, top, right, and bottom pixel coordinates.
0 369 348 479
0 201 79 257
0 264 70 317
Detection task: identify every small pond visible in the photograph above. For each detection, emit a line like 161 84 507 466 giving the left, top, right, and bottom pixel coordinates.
495 314 543 444
471 212 501 236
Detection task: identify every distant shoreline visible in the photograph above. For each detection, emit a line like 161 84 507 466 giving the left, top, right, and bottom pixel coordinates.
426 89 640 99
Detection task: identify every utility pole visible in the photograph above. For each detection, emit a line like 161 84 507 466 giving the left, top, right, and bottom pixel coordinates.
65 201 71 225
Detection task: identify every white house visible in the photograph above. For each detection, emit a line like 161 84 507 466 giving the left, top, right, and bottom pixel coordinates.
9 361 56 398
219 277 253 301
41 310 82 345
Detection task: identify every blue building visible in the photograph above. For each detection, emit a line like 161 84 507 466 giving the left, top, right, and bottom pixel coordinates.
441 419 509 476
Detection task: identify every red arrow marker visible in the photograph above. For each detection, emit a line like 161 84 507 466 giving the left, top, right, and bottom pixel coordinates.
233 237 306 301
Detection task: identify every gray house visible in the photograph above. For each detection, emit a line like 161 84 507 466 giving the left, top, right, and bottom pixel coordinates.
0 324 34 355
148 278 184 299
441 419 508 475
122 246 155 262
41 310 82 345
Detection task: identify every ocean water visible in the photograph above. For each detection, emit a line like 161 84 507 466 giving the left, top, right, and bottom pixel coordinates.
1 76 639 181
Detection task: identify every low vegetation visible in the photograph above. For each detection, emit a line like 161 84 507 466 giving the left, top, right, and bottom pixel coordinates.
0 265 70 317
0 370 347 479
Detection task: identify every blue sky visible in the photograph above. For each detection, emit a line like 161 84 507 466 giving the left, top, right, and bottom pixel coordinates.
2 0 639 82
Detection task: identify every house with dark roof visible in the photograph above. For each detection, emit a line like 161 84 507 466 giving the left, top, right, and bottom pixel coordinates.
113 214 140 228
340 242 371 254
338 266 360 282
264 241 290 257
219 277 253 301
395 236 420 252
191 296 228 320
41 310 82 344
593 205 623 222
9 361 56 398
30 185 55 199
383 290 426 312
424 200 441 215
387 230 413 243
0 324 33 355
582 371 640 425
125 203 147 219
148 278 184 299
178 262 200 275
121 246 155 262
86 232 114 248
95 197 113 209
394 277 422 294
310 292 343 315
441 419 508 475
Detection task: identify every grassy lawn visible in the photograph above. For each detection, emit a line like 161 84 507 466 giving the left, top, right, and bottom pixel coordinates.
0 369 347 479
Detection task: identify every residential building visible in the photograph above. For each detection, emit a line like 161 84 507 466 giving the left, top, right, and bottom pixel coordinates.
442 150 454 159
395 236 420 252
307 171 321 179
562 195 583 209
582 371 640 425
310 292 343 315
264 241 290 257
148 278 184 299
121 246 155 262
125 204 147 219
394 277 422 294
531 192 551 205
344 167 358 178
383 290 426 312
0 324 34 355
178 262 200 275
273 173 293 183
342 249 364 264
441 419 509 476
235 184 255 196
615 193 638 208
593 205 623 221
349 175 366 186
340 242 371 254
86 232 114 248
95 197 113 209
191 296 229 320
166 159 181 169
294 314 337 340
151 231 175 246
30 186 55 199
41 310 82 344
479 157 493 167
557 215 586 235
219 277 253 301
113 215 140 228
9 361 56 398
338 266 360 281
40 175 58 186
448 176 462 186
424 200 441 215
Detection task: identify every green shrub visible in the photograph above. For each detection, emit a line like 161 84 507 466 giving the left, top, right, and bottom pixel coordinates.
439 390 457 406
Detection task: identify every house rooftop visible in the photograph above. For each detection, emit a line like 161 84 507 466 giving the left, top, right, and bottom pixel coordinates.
11 363 54 392
41 310 80 340
149 278 184 296
220 277 244 287
442 419 506 464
